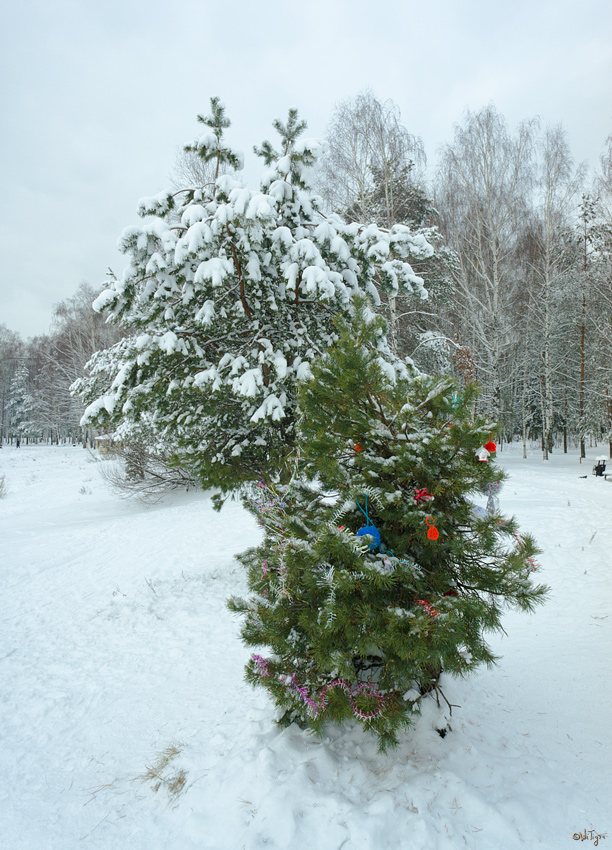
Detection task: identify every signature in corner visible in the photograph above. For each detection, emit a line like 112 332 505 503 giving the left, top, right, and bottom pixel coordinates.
573 829 607 846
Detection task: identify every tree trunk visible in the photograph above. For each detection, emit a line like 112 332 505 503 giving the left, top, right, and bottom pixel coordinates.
540 376 548 459
579 303 586 457
522 340 528 459
418 661 442 694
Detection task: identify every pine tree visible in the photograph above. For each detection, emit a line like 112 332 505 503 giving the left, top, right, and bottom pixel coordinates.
73 99 432 493
229 301 547 751
9 360 36 441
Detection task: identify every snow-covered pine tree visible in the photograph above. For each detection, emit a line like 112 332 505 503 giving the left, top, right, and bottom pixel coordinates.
9 360 36 441
229 300 547 752
72 99 433 493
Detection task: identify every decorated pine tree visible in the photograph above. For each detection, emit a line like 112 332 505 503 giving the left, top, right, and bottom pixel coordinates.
73 98 432 492
229 301 547 751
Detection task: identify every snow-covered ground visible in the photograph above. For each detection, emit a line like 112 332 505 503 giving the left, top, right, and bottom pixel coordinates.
1 442 610 850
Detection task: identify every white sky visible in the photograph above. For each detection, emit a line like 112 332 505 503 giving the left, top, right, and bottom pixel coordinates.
1 0 611 339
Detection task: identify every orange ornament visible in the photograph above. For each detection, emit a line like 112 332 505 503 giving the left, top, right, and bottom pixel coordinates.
425 516 439 540
354 444 362 452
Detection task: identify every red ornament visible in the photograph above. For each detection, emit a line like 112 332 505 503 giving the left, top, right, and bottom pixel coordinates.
414 487 434 504
425 516 439 540
354 444 362 452
443 589 457 597
484 440 497 452
415 598 439 618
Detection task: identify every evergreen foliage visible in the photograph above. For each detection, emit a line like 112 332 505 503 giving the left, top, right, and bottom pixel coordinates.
345 161 432 230
73 99 432 493
229 302 547 751
9 361 36 439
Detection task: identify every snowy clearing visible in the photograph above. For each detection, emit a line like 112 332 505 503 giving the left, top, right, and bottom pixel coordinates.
1 443 610 850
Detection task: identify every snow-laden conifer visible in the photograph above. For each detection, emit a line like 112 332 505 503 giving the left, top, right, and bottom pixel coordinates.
72 99 432 491
9 361 36 441
229 300 547 751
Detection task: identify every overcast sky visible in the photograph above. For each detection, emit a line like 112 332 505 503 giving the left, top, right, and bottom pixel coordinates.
1 0 611 339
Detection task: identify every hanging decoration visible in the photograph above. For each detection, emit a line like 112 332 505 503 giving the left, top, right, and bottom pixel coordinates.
414 487 434 504
484 479 503 514
289 676 386 721
251 655 386 720
354 443 362 452
355 494 381 551
425 516 439 540
415 598 439 618
476 447 490 463
484 439 497 453
356 525 381 551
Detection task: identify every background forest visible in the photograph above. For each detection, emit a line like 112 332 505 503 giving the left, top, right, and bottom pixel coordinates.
2 93 611 460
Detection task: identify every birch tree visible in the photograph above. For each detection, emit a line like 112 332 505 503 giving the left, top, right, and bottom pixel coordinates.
527 126 584 457
318 92 454 358
317 91 426 227
436 106 535 421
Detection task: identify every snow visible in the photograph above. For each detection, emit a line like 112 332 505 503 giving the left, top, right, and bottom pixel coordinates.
245 195 275 220
251 392 285 422
136 191 174 219
81 393 117 422
1 443 611 850
158 331 178 355
194 257 233 287
235 368 262 398
194 300 215 326
92 289 115 313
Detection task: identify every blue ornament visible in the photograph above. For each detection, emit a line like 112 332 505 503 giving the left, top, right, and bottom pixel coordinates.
356 525 381 551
